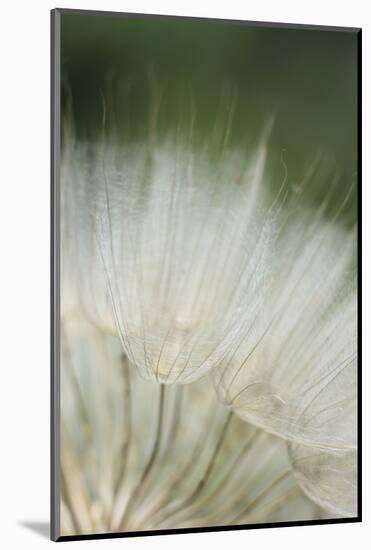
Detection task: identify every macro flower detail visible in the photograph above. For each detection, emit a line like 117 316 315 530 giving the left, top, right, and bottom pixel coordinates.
60 121 357 532
211 201 357 517
95 136 278 384
288 443 357 518
61 317 328 535
55 12 359 542
61 131 117 334
213 209 357 447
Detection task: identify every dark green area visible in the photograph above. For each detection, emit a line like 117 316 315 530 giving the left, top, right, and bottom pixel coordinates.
61 13 358 221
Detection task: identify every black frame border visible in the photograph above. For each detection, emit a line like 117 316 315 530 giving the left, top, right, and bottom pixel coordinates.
50 7 362 542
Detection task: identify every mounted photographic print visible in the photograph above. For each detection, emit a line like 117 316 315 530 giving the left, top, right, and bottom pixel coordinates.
51 8 361 542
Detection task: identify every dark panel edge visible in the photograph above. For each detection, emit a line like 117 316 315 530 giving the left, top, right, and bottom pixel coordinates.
54 7 360 33
56 517 361 542
51 7 61 543
356 27 362 522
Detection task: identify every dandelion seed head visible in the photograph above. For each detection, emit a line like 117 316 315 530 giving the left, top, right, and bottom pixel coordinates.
61 317 325 535
92 138 276 384
60 104 357 532
288 443 357 518
213 207 357 446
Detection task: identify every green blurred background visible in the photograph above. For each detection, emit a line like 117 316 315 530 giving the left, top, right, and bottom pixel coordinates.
61 12 358 221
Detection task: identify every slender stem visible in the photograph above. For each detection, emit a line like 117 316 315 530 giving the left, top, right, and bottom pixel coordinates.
109 355 132 528
231 468 291 524
119 383 165 530
163 385 183 455
154 410 233 527
241 487 301 524
133 385 184 528
139 397 219 528
176 428 261 521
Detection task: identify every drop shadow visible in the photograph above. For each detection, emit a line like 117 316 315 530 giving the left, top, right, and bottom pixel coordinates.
19 521 49 539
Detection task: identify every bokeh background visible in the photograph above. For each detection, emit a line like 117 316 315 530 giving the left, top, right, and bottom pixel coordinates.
61 12 359 222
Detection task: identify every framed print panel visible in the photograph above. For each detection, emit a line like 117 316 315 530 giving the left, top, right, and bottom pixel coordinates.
51 8 361 542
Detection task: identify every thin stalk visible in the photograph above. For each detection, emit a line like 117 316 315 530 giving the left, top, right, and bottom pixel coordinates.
109 355 132 528
231 468 291 524
175 428 261 522
241 487 301 524
133 385 185 527
154 410 233 528
119 383 165 530
139 398 220 528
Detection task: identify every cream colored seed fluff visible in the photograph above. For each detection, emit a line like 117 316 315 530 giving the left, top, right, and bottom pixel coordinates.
60 317 325 535
61 127 357 523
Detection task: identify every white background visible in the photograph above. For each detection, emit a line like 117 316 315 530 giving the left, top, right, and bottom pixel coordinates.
0 0 368 548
